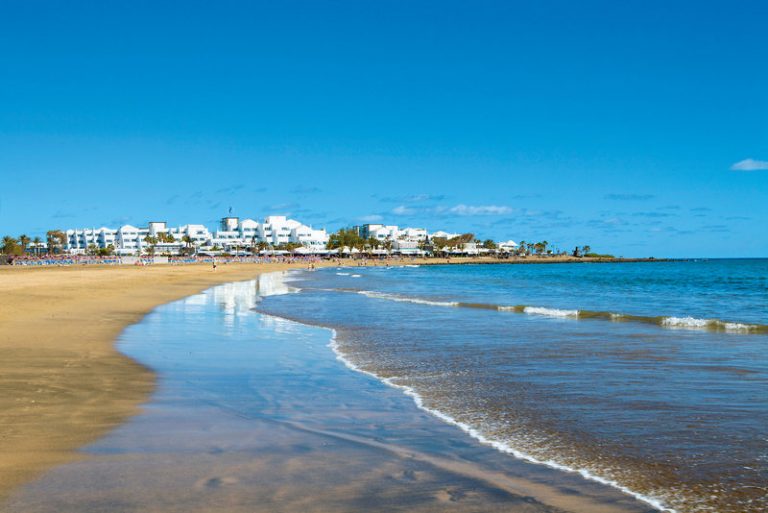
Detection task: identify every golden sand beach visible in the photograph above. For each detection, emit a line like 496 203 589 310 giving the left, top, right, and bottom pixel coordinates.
0 255 638 504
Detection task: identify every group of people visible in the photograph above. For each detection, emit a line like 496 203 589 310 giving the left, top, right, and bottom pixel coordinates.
5 253 323 267
7 254 124 266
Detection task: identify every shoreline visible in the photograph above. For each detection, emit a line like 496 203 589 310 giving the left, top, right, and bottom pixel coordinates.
265 271 671 511
0 256 667 502
5 275 654 513
326 329 669 512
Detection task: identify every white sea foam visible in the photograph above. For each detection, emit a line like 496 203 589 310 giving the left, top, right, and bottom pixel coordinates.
523 306 579 318
336 272 351 276
721 322 755 332
325 330 675 513
659 316 760 333
357 290 458 307
351 274 362 278
661 316 710 329
404 265 420 268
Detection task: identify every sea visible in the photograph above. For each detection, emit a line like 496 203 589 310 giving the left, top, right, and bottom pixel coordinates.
256 259 768 513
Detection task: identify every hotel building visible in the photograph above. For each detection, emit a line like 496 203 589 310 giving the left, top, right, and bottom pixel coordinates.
65 216 329 255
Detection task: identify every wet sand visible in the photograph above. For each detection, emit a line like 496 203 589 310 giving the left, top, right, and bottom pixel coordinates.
3 279 655 513
0 262 334 501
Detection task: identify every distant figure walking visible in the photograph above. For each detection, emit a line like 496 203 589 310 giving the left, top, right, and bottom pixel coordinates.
212 259 217 271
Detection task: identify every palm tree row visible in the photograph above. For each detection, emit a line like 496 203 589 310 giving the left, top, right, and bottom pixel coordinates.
1 233 52 255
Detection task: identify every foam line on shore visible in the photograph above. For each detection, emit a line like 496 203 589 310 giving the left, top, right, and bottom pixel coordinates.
256 270 675 512
325 330 675 513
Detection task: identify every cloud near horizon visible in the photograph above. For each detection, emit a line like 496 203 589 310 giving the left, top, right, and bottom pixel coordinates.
447 204 513 216
730 158 768 171
392 205 415 215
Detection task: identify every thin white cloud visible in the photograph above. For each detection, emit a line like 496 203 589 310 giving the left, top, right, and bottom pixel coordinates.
359 214 383 223
730 158 768 171
392 205 415 215
448 204 512 216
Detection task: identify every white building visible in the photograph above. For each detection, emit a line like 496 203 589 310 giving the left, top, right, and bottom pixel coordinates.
358 224 399 241
497 240 519 253
398 227 428 241
430 230 461 240
392 239 424 255
357 224 428 242
65 215 328 255
66 227 118 253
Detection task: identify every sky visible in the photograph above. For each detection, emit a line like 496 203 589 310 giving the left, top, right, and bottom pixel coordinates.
0 1 766 258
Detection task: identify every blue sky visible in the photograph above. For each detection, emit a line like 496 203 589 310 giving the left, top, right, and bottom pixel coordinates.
0 1 766 257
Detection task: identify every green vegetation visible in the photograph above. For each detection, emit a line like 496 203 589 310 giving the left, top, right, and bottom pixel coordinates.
46 230 67 254
326 228 366 250
1 236 22 255
156 232 176 243
87 243 115 256
431 233 475 253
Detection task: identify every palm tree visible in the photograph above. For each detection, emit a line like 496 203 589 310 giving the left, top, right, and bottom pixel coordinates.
19 234 30 253
2 236 20 255
46 230 67 254
143 235 158 255
32 236 42 256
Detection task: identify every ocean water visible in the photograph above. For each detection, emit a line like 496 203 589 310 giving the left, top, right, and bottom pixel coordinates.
256 260 768 513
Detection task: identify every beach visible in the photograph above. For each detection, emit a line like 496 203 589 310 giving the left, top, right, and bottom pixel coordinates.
0 261 336 501
0 256 569 501
2 275 656 513
0 256 673 510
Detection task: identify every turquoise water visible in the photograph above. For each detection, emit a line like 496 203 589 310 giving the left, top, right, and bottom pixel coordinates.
257 260 768 513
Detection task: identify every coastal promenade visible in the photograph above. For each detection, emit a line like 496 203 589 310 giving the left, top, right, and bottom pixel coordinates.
0 256 655 503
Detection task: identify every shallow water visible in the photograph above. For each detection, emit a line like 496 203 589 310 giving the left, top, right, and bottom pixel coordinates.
256 261 768 513
4 276 653 513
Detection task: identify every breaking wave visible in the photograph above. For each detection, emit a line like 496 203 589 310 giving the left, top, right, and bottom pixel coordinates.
354 291 766 335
